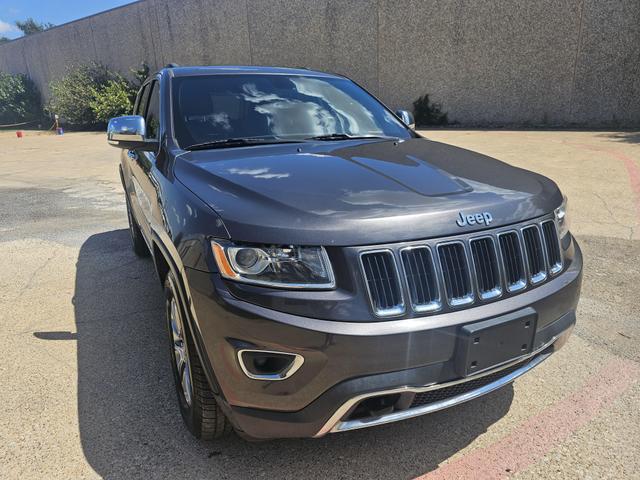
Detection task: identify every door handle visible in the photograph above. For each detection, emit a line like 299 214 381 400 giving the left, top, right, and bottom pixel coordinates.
127 150 138 161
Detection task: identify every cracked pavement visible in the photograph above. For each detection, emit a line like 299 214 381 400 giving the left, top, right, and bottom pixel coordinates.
0 129 638 479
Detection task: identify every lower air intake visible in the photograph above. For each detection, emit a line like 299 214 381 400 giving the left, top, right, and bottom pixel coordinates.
410 360 526 408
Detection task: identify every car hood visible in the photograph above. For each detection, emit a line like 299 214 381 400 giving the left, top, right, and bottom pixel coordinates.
174 137 562 246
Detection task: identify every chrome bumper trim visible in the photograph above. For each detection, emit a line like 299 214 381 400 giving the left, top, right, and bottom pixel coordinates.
236 349 305 381
314 334 559 437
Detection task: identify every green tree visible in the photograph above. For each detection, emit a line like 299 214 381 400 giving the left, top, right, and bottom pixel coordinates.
49 64 111 126
412 94 448 127
0 71 43 124
131 62 150 89
90 77 134 124
0 37 10 44
48 63 139 127
15 18 54 35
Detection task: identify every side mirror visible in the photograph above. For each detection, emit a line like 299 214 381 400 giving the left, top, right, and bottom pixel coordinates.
107 115 157 151
395 109 415 130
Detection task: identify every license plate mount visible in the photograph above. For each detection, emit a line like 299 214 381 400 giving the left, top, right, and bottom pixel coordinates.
456 309 537 377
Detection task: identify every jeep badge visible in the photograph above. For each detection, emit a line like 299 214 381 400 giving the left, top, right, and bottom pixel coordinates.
456 211 493 227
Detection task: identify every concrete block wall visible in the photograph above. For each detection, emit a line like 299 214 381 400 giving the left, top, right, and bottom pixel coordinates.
0 0 638 126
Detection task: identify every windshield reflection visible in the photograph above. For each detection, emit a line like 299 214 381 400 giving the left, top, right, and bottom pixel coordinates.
172 74 410 148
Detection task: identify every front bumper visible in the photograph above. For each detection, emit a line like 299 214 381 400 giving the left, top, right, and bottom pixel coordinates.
185 240 582 439
317 324 571 436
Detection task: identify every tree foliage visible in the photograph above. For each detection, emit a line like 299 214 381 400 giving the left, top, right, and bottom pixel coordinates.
49 64 107 126
412 94 448 126
0 71 43 124
15 18 54 35
90 77 134 124
48 63 138 127
131 62 150 88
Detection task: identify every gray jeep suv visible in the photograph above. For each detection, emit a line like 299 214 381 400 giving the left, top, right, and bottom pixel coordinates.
107 65 582 440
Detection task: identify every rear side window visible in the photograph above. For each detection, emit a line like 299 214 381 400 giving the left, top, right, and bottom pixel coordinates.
145 82 160 140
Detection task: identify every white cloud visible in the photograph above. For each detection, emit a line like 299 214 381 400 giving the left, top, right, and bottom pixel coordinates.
0 19 18 34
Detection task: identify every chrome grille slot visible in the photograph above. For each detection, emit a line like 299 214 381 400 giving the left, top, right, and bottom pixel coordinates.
401 247 440 312
437 242 473 306
498 231 526 292
522 225 547 284
541 220 562 275
360 251 404 316
359 216 561 317
470 237 501 300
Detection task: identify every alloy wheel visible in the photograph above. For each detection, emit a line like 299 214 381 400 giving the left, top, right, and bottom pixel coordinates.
169 297 193 406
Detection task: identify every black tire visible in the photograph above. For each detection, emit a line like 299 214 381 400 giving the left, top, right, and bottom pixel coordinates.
164 272 232 440
125 195 150 257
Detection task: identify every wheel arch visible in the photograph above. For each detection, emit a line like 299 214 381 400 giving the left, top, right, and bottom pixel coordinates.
150 233 226 400
152 242 171 287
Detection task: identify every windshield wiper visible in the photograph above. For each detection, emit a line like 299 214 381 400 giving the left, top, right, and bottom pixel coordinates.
185 134 396 150
184 137 302 151
306 133 396 141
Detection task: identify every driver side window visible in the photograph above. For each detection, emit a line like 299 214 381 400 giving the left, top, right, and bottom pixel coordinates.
134 85 149 117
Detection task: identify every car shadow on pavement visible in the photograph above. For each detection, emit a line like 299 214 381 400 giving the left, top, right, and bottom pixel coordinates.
599 131 640 144
74 229 514 479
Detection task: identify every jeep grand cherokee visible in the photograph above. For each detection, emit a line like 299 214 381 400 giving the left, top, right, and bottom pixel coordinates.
107 65 582 440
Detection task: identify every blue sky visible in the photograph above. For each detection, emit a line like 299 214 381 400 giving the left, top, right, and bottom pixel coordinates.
0 1 135 39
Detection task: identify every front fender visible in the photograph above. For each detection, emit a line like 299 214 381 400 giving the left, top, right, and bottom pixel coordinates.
149 227 228 407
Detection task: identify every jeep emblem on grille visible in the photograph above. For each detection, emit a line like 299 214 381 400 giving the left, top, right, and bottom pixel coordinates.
456 211 493 227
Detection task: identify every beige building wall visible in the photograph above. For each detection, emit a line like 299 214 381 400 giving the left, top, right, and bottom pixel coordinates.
1 0 638 126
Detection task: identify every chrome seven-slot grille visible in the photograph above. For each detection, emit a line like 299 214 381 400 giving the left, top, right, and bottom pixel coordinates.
360 218 563 317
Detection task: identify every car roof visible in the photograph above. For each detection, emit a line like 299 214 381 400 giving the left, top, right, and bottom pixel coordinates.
164 65 344 79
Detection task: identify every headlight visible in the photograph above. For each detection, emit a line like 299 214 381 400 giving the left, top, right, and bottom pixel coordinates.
554 195 570 238
211 240 335 289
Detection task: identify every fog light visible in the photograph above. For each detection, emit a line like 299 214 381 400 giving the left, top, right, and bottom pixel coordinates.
237 349 304 381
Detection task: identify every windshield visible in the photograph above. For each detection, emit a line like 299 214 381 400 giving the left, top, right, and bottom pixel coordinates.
171 74 411 148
